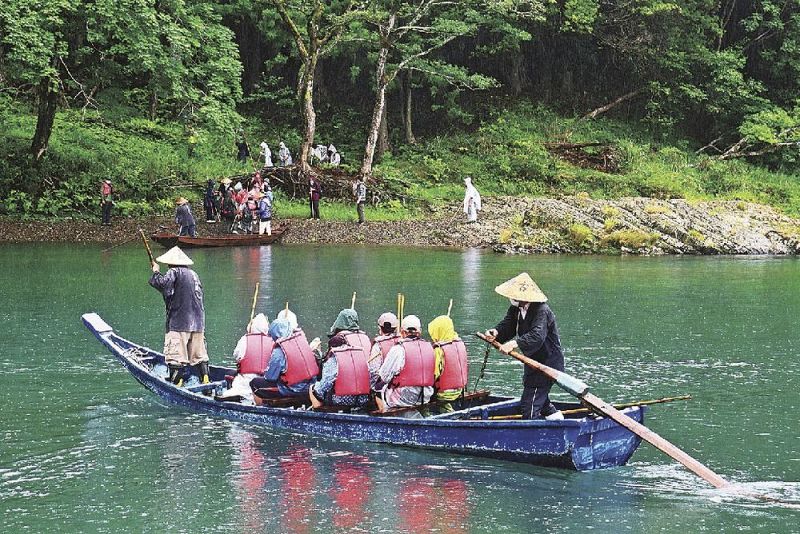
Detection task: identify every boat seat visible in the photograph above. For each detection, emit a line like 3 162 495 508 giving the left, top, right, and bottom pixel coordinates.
257 396 310 409
186 380 226 394
371 390 491 417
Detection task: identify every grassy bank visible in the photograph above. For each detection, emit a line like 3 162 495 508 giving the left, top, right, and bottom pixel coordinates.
2 97 799 219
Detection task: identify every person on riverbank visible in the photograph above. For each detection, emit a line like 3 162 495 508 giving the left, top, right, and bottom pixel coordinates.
278 142 292 166
203 179 218 223
236 138 250 163
369 312 400 387
257 189 273 236
373 315 435 414
463 177 481 223
329 146 341 166
100 179 113 226
353 177 366 224
309 176 321 219
149 246 209 388
175 197 197 237
484 272 564 420
311 144 328 165
309 332 371 409
429 315 468 413
250 318 319 403
259 141 273 167
218 313 272 403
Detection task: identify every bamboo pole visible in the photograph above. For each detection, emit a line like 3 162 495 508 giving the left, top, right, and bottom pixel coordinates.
351 291 357 310
249 282 260 323
447 299 453 317
487 395 692 420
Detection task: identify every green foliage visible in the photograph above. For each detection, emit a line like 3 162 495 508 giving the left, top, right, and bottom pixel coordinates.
602 229 660 250
567 223 593 246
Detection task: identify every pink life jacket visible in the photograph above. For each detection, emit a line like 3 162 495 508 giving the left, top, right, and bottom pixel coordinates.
331 346 370 396
341 331 372 356
277 330 319 386
373 333 400 365
239 333 275 375
434 339 468 390
393 338 436 387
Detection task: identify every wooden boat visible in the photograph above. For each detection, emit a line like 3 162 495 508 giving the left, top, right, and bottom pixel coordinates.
150 225 286 248
82 312 645 471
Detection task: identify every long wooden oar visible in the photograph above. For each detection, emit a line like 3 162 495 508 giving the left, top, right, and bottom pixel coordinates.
487 395 692 419
249 282 260 323
351 292 357 310
447 299 453 317
139 229 156 266
475 332 729 489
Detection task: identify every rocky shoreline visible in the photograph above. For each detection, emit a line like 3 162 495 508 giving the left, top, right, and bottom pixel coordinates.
2 196 799 255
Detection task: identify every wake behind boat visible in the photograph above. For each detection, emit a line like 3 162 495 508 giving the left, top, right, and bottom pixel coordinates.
82 312 644 471
150 225 287 248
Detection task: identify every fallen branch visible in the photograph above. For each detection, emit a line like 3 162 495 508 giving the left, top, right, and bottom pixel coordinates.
580 89 642 121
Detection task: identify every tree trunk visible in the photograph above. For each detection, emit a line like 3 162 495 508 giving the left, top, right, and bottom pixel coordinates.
31 72 59 160
298 56 318 175
376 98 390 162
403 69 416 144
359 47 390 179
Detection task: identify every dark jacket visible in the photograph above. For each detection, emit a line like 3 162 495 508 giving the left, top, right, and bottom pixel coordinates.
494 303 564 386
175 203 196 228
149 267 205 333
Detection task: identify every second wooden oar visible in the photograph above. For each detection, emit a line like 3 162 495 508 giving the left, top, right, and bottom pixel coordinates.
488 395 692 419
475 332 729 489
249 282 260 322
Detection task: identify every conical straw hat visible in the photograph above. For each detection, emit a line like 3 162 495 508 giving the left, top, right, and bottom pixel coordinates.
155 246 194 266
494 272 547 302
175 197 189 205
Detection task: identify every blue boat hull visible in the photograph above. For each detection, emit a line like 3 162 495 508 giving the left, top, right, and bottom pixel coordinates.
82 313 644 471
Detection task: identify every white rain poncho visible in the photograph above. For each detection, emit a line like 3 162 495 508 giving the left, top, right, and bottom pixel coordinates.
259 142 273 167
463 177 481 222
278 142 292 166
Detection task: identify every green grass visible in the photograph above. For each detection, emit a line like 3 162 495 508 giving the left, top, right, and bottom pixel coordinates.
3 96 800 218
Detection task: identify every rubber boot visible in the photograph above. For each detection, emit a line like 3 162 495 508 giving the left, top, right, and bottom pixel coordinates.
196 361 211 396
168 364 185 387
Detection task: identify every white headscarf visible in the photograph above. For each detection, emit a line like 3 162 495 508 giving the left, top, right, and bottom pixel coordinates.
463 177 481 213
249 313 269 334
277 308 298 331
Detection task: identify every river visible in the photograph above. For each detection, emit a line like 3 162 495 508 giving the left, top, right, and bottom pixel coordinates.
0 243 798 532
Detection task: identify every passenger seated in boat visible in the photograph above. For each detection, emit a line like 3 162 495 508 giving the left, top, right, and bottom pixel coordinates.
250 318 319 405
373 315 435 414
428 315 468 413
309 333 371 409
328 308 372 356
368 312 400 388
218 313 272 403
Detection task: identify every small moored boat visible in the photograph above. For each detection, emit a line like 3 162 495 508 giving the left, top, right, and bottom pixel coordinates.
150 226 286 248
82 312 644 471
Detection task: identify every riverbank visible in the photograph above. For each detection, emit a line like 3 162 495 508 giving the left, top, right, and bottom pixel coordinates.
2 195 799 254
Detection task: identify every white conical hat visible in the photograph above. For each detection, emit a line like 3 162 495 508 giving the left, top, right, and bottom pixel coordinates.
494 273 547 303
155 246 194 266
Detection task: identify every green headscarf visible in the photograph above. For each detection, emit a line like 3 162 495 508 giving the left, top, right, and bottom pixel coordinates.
329 308 360 335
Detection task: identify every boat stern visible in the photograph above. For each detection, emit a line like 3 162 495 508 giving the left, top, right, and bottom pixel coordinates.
571 406 646 471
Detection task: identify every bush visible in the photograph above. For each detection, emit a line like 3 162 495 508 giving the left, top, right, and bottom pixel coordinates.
603 230 660 249
568 224 593 246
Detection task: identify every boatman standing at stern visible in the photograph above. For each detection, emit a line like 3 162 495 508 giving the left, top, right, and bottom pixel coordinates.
149 246 210 388
484 273 564 420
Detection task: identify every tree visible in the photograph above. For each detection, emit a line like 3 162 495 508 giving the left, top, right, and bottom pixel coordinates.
1 0 76 159
270 0 357 173
358 0 481 179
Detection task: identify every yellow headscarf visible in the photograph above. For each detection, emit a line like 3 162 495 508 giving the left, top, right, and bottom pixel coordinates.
428 315 457 343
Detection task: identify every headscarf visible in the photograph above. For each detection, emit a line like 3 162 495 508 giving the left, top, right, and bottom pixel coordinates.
249 313 269 334
268 318 292 341
463 177 481 213
329 308 359 335
277 308 298 331
428 315 457 344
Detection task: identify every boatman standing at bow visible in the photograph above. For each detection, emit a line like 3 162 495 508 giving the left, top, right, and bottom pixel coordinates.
484 273 565 420
149 246 210 388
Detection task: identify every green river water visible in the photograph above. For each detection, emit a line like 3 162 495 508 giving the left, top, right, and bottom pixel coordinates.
0 243 798 533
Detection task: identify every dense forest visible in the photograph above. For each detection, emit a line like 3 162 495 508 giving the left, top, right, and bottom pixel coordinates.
2 0 800 217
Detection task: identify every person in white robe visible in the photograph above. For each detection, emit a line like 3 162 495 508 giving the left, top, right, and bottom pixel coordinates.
463 177 481 223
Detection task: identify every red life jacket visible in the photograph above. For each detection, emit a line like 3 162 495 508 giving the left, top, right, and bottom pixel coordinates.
331 346 370 396
373 333 400 365
341 331 372 355
393 338 435 387
239 333 275 375
277 330 319 386
434 339 468 390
